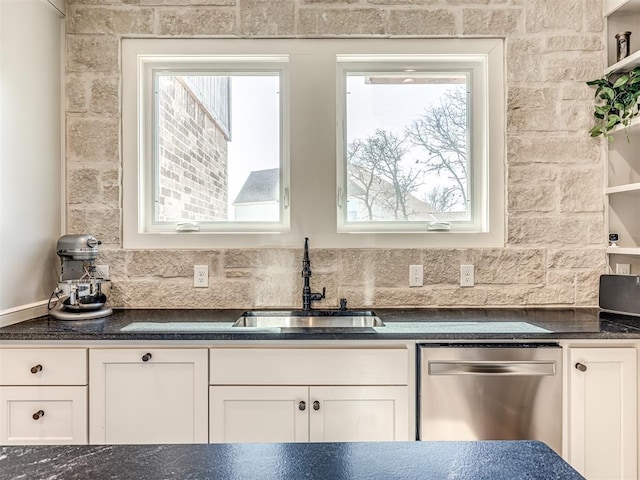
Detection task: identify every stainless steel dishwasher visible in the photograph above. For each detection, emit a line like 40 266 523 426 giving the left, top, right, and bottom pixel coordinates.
418 343 562 454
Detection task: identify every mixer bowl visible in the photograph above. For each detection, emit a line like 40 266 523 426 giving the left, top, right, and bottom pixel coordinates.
58 279 109 312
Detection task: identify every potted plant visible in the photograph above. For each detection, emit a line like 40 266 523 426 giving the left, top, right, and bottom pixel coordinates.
587 66 640 140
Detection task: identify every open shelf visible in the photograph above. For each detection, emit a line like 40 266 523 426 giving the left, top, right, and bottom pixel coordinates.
606 182 640 194
606 49 640 74
607 246 640 255
605 0 640 17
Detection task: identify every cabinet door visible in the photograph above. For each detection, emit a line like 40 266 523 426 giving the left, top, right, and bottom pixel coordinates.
209 386 309 443
309 386 409 442
89 348 208 444
568 347 637 480
0 386 87 445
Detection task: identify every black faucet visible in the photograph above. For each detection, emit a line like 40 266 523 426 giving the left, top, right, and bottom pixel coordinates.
302 237 325 310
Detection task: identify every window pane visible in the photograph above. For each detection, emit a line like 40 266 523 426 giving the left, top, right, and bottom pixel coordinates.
154 73 281 224
345 72 470 224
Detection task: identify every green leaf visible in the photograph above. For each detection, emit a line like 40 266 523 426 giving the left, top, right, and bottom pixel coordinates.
614 75 630 88
601 86 615 99
589 126 603 137
606 115 621 128
595 105 611 115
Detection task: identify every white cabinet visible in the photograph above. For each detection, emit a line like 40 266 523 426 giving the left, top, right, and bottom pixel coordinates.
0 348 87 445
210 385 408 443
567 347 637 480
210 386 309 443
89 348 208 444
308 385 408 442
209 347 410 444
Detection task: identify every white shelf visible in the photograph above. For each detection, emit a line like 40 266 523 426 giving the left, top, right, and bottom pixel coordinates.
609 115 640 134
606 49 640 75
607 246 640 255
605 0 640 17
606 182 640 194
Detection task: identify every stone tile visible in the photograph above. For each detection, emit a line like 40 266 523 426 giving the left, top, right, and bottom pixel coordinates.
68 168 101 204
388 9 457 35
154 8 236 35
542 55 602 83
544 35 602 52
298 8 386 35
67 35 119 73
547 248 606 270
575 270 599 306
67 117 119 163
506 37 544 83
508 214 604 245
508 183 556 212
67 5 153 34
128 250 221 277
507 135 600 165
66 75 88 113
460 249 546 284
68 208 121 245
525 0 581 33
508 164 558 184
559 167 604 213
462 8 521 36
90 77 119 114
422 249 460 284
240 0 295 35
338 249 423 288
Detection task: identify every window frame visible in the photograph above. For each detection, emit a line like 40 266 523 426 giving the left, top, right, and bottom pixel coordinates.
121 38 504 249
336 55 488 233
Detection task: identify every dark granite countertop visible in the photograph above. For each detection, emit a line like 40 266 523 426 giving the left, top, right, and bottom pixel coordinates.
1 307 639 342
0 441 584 480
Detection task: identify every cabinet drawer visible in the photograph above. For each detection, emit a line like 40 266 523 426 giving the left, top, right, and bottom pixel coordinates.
0 386 88 445
0 349 87 386
210 348 408 385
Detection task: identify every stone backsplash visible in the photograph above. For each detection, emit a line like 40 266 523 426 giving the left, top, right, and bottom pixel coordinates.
65 0 606 309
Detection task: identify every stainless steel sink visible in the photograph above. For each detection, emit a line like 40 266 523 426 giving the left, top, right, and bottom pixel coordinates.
233 310 384 329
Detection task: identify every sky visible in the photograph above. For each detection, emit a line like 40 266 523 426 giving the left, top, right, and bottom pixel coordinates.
224 73 465 218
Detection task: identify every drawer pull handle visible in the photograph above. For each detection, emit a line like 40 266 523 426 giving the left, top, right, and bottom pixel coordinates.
298 401 306 411
142 353 152 362
313 400 320 411
30 365 43 374
32 410 45 420
575 362 587 372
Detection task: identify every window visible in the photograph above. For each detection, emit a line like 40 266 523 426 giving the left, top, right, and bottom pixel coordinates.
122 39 504 248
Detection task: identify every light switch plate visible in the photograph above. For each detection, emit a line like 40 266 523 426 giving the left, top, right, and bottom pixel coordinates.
194 265 208 288
409 265 423 287
460 265 474 287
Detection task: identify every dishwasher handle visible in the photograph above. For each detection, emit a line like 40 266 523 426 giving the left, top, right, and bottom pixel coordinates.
428 361 556 376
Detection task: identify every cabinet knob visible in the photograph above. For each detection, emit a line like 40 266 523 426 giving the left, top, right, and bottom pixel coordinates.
30 364 43 374
32 410 45 420
575 362 587 372
298 401 306 411
141 353 152 362
313 400 320 411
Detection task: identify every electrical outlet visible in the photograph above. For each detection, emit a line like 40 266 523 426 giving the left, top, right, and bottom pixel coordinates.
460 265 474 287
94 264 109 279
194 265 208 288
616 263 631 275
409 265 423 287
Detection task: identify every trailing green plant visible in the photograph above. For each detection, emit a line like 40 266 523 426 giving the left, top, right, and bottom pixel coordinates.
587 66 640 141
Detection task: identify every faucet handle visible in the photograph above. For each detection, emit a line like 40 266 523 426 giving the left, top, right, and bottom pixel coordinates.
339 298 347 311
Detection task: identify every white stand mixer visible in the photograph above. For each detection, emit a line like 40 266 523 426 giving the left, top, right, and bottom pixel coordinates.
48 234 113 320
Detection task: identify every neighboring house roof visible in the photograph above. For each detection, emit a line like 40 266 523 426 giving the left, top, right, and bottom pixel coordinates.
233 168 279 205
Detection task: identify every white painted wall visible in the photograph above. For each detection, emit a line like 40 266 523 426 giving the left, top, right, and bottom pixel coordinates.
0 0 64 315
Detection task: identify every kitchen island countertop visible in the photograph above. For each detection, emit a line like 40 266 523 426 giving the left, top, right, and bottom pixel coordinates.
0 307 639 341
0 440 583 480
